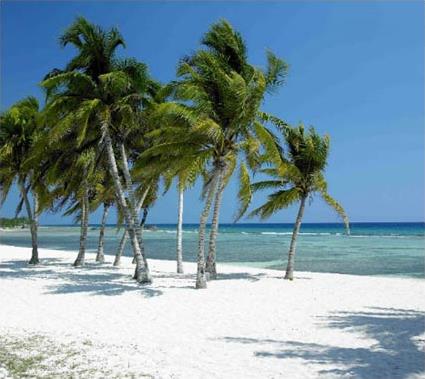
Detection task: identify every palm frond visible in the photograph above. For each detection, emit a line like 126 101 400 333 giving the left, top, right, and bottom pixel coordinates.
249 187 300 219
320 191 350 235
235 162 252 221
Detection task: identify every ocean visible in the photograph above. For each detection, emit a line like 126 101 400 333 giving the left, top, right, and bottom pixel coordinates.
1 222 424 278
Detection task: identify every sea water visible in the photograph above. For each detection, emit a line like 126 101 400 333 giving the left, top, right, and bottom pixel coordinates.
1 223 424 278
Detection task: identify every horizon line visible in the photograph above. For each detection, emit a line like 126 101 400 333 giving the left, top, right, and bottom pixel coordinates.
38 221 425 226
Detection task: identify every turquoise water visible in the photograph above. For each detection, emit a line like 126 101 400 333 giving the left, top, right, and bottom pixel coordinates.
1 223 424 278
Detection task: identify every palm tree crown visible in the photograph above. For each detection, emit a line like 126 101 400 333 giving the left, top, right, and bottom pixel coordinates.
250 124 349 232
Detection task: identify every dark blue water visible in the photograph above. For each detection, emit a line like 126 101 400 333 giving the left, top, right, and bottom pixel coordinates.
1 222 424 278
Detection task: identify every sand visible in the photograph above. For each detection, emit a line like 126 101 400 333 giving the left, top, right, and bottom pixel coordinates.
0 245 424 378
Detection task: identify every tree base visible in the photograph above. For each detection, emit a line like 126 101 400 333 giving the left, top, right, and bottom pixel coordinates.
133 266 152 284
177 265 184 274
284 271 294 280
136 275 153 284
73 259 84 267
113 259 121 267
96 255 105 263
206 269 217 280
206 261 217 280
28 257 39 265
196 275 207 289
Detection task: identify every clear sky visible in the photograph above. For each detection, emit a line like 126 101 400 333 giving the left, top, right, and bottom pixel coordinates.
1 1 424 224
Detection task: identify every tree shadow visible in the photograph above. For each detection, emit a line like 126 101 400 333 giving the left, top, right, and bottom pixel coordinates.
219 307 425 379
216 272 267 282
0 259 163 298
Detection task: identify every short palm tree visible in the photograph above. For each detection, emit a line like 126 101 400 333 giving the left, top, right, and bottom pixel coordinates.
35 131 100 267
163 162 202 274
248 124 350 280
0 97 42 264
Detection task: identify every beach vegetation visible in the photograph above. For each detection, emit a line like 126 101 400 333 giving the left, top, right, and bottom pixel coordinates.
0 16 348 288
247 124 350 279
0 97 43 264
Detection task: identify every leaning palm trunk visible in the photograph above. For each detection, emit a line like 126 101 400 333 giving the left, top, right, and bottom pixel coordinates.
74 185 89 267
196 178 218 289
206 168 225 279
119 143 150 274
18 178 39 265
132 208 148 264
113 187 150 267
102 123 151 283
284 195 307 280
95 203 110 263
176 186 184 274
113 230 128 267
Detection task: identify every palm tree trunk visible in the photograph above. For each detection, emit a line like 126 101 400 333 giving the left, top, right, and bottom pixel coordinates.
119 143 151 276
284 195 307 280
196 178 218 289
113 187 150 267
119 143 137 211
113 230 128 267
74 185 89 267
133 207 148 264
102 123 151 284
19 178 39 265
206 168 225 279
96 203 110 263
176 186 184 274
30 193 40 264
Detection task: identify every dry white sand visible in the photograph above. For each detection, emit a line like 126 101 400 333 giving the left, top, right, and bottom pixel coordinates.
0 245 424 378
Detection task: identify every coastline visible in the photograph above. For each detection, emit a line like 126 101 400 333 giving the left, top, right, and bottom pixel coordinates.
1 245 424 378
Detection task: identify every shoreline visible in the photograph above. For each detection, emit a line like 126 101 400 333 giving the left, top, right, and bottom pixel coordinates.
0 242 423 280
1 245 424 378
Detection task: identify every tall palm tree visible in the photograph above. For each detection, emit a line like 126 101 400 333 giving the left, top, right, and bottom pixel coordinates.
248 124 350 280
41 17 155 283
0 97 42 264
168 20 288 286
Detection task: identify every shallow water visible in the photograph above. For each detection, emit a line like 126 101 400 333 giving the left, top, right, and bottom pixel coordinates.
1 223 424 278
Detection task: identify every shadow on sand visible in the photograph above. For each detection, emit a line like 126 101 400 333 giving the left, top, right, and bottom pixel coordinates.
0 258 163 298
0 258 274 296
220 307 425 379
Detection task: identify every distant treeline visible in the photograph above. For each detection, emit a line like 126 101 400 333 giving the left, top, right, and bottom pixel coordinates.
0 217 30 228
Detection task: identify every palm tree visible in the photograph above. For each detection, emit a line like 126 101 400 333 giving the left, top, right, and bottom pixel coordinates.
169 169 199 274
41 17 155 283
137 102 217 285
38 137 100 267
168 20 288 286
0 97 42 264
248 124 350 280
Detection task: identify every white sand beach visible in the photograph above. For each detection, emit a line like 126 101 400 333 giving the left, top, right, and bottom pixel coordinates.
0 245 424 378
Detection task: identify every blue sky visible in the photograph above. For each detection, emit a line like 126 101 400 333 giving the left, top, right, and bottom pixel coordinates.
1 1 424 224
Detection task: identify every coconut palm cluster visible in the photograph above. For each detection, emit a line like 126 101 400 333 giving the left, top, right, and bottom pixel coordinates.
0 17 349 287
